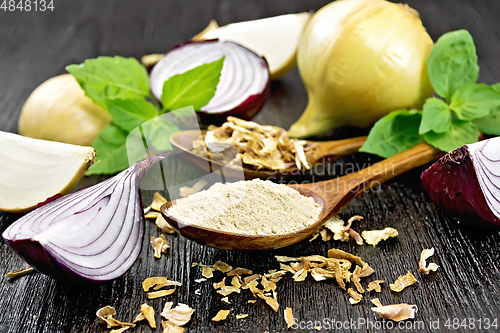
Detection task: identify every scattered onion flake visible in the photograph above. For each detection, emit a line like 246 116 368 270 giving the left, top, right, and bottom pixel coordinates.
352 263 375 293
179 179 208 198
361 227 399 246
367 280 385 293
327 248 365 267
151 192 168 211
161 302 195 326
347 288 363 305
137 303 156 328
371 303 418 322
147 289 176 299
194 260 234 278
6 266 35 278
161 320 185 333
192 117 317 171
202 266 215 279
227 267 253 276
214 260 233 273
284 307 295 328
145 211 161 219
151 234 170 258
258 292 279 312
110 327 132 333
310 215 363 243
142 276 181 292
212 309 230 322
236 314 249 320
145 192 176 233
371 298 384 308
389 272 417 292
419 248 439 275
156 216 176 234
97 305 135 329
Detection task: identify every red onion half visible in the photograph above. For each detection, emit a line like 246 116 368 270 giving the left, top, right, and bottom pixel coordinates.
150 40 270 122
2 156 160 283
421 137 500 225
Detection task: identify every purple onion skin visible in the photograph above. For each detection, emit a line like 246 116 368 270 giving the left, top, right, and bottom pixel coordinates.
3 156 159 284
198 81 271 125
152 39 271 124
6 237 109 284
421 146 500 226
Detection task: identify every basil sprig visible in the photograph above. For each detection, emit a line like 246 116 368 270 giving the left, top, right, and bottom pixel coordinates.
66 56 224 174
360 30 500 157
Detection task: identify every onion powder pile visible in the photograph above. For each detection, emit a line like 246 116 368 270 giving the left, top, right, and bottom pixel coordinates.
167 179 322 235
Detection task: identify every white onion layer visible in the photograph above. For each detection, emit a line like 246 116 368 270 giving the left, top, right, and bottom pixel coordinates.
0 131 95 212
468 137 500 220
150 41 269 113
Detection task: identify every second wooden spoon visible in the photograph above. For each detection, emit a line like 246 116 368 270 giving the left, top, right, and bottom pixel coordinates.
170 129 367 179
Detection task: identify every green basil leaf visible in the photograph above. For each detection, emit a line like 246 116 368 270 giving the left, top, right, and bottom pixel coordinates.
427 30 479 101
87 124 132 175
492 83 500 92
424 118 479 152
419 97 451 134
473 109 500 135
449 83 500 121
106 99 159 132
359 109 423 158
162 57 225 111
66 56 150 109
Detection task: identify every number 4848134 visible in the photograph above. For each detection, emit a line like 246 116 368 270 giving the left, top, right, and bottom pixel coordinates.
1 0 54 11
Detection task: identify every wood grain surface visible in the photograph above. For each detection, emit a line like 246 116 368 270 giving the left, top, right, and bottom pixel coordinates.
1 1 500 332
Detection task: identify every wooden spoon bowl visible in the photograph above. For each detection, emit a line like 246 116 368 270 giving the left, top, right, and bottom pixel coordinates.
169 130 367 179
161 143 445 251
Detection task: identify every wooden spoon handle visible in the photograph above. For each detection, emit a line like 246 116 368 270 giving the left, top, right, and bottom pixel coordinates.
311 136 367 160
318 143 445 215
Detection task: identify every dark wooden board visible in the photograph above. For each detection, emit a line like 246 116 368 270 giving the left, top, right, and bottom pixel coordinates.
1 0 500 332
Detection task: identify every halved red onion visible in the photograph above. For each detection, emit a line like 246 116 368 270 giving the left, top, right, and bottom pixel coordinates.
421 137 500 225
150 40 270 122
2 156 160 283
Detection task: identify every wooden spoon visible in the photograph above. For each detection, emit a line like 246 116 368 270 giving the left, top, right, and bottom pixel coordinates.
170 130 367 179
161 143 444 250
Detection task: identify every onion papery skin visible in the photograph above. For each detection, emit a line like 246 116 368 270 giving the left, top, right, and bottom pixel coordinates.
289 0 434 138
421 145 500 226
150 40 270 122
2 156 159 283
18 74 112 146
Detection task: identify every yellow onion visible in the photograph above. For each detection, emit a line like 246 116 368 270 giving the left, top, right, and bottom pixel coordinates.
19 74 111 146
288 0 434 138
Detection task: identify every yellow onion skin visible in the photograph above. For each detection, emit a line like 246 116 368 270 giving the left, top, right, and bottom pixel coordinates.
18 74 112 146
289 0 434 138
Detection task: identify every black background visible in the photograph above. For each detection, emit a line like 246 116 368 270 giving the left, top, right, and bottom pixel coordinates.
1 0 500 332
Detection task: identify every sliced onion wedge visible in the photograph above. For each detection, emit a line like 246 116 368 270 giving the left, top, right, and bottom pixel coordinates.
2 156 160 283
421 137 500 225
150 40 270 122
194 13 311 79
0 131 95 213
